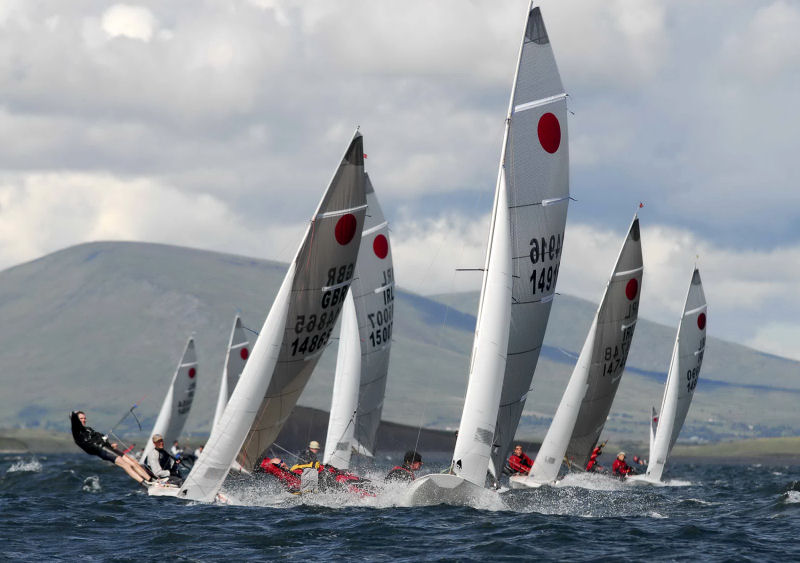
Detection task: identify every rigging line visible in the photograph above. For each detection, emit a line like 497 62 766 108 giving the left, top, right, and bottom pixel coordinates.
270 441 302 462
242 325 260 336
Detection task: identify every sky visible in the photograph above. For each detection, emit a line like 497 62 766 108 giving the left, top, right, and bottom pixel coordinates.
0 0 798 359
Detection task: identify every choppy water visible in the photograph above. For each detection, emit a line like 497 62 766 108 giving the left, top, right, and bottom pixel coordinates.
2 453 799 561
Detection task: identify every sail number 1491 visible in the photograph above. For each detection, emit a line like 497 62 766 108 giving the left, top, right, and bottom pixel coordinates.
529 232 564 295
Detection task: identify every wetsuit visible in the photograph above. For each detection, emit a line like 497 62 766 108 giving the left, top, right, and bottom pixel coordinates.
296 448 318 465
70 411 119 463
505 453 533 475
385 465 415 483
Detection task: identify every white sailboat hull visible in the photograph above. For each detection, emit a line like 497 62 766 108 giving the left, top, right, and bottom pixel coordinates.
404 474 498 507
625 474 666 487
508 475 545 489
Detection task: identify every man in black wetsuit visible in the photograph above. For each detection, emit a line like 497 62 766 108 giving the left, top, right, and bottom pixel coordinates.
385 450 423 483
70 411 154 486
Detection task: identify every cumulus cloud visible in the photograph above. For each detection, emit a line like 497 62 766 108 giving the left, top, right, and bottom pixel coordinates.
101 4 157 42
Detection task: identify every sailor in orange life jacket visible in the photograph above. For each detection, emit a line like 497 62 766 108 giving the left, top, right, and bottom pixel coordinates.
505 444 533 475
385 450 422 482
586 442 605 472
611 451 635 477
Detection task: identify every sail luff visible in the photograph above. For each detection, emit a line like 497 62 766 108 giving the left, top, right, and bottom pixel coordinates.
212 316 249 432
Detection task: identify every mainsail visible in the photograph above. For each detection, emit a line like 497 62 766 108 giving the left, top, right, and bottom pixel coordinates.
645 268 707 482
323 174 394 469
563 217 643 468
211 316 250 432
522 217 642 486
489 3 570 478
140 338 198 463
178 132 366 501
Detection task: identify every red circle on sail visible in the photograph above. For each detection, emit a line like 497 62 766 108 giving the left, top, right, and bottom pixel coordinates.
240 348 249 360
625 279 638 301
697 313 706 331
538 112 561 154
188 367 196 379
373 234 388 259
335 214 357 245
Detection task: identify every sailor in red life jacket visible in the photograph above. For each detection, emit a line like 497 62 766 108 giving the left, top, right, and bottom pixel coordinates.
612 452 635 478
504 444 533 475
385 450 422 483
585 441 606 472
258 457 301 491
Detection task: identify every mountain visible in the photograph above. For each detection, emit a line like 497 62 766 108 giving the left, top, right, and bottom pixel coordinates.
1 241 798 448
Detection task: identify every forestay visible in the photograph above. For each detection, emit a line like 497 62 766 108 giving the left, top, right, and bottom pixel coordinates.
489 4 570 478
646 268 707 482
563 217 643 468
324 174 394 468
140 338 198 463
211 316 250 432
178 132 367 501
526 217 642 485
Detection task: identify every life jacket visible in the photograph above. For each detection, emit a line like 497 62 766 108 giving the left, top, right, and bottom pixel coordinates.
612 458 633 477
506 453 533 475
290 461 322 492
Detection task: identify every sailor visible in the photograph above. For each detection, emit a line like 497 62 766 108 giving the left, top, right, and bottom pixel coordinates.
146 434 183 484
258 457 301 492
170 440 184 459
385 450 423 483
612 451 635 478
69 411 154 487
585 442 606 472
504 444 533 475
297 440 321 464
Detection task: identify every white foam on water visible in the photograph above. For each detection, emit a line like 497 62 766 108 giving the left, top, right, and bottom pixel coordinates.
784 490 800 504
555 472 627 491
648 511 667 519
662 479 692 487
82 475 101 493
6 458 42 473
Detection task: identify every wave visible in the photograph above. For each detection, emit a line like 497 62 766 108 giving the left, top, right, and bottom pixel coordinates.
6 458 42 473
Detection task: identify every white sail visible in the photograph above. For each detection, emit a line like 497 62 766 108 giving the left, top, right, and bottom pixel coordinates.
450 167 512 486
178 132 367 501
323 292 361 469
645 268 707 482
489 2 570 478
563 216 643 468
518 217 642 487
211 316 250 432
140 338 198 463
324 173 394 468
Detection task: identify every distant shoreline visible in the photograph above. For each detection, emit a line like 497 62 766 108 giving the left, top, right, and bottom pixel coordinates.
3 406 799 464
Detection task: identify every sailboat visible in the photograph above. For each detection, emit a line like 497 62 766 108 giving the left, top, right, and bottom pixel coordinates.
140 338 198 464
323 173 394 470
511 216 643 489
405 3 569 505
629 268 706 485
211 315 250 432
169 132 367 502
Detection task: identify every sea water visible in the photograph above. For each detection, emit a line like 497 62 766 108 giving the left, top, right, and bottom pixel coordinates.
1 453 799 561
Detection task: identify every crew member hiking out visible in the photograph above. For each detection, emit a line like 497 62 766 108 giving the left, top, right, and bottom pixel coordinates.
612 451 635 478
70 410 154 487
586 441 606 472
385 450 422 483
145 434 183 485
504 444 533 475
